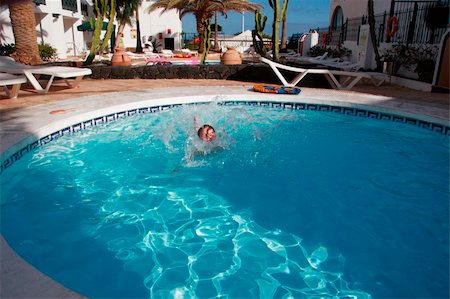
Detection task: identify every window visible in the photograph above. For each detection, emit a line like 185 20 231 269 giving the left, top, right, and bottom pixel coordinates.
62 0 77 12
331 6 343 30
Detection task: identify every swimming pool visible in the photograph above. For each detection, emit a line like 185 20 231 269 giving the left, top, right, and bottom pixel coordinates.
1 95 449 298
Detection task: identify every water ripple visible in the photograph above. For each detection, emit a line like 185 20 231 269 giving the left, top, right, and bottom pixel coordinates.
94 187 371 298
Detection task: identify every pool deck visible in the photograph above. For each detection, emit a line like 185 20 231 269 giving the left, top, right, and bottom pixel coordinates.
0 79 449 298
1 78 448 114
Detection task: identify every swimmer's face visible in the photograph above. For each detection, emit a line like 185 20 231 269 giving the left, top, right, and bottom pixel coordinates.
199 125 216 142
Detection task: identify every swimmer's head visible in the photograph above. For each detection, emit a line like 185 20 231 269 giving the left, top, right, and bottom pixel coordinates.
197 124 216 142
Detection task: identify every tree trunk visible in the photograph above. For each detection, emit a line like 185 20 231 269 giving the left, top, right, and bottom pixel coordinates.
280 11 287 50
368 0 382 71
135 9 143 53
271 1 279 62
9 0 41 65
213 11 219 52
114 23 126 51
196 14 206 54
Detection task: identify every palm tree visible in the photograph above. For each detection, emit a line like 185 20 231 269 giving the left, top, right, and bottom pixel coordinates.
280 0 289 50
115 0 143 51
8 0 41 64
147 0 262 54
368 0 382 71
213 10 219 51
135 9 143 52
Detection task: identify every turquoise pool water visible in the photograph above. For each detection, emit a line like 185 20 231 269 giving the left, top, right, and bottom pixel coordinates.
1 102 449 298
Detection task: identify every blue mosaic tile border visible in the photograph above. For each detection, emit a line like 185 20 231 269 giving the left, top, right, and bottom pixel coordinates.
1 101 448 174
222 101 450 133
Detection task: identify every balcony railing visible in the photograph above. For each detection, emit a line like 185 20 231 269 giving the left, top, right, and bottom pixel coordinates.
62 0 78 12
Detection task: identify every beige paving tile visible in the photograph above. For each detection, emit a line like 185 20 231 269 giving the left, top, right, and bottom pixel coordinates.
1 79 448 113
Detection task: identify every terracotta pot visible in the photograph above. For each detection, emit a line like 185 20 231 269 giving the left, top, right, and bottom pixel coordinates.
221 47 242 65
111 47 131 66
71 61 83 67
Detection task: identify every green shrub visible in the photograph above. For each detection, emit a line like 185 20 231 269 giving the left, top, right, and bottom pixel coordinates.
38 43 58 61
0 43 15 55
184 44 197 51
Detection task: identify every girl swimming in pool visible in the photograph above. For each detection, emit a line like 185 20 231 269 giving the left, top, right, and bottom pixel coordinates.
192 116 224 156
194 116 216 142
173 117 223 171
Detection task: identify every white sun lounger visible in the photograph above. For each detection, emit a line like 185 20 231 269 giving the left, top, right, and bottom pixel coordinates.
260 57 386 90
0 73 27 99
0 56 92 94
319 60 364 71
284 52 331 64
126 51 160 60
159 49 174 58
145 52 162 59
181 49 199 57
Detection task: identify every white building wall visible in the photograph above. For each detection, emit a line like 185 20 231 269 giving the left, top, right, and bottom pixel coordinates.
0 6 15 44
330 0 392 21
1 0 183 58
34 0 86 58
1 0 87 59
329 0 393 69
40 14 68 58
120 1 182 51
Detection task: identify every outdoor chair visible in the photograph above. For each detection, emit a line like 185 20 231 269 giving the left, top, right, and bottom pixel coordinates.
125 52 147 60
318 60 364 71
159 49 174 58
144 52 162 59
0 73 27 98
0 56 92 94
278 50 297 58
181 49 199 57
260 57 387 90
284 52 330 64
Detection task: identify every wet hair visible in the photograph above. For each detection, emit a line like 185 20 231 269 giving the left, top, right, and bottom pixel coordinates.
197 124 215 138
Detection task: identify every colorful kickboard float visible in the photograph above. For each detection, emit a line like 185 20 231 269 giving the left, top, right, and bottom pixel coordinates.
253 85 301 95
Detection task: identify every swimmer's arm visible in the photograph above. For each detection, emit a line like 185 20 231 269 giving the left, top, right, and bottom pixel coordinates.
194 116 199 132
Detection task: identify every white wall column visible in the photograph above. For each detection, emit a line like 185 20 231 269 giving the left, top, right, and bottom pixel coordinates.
355 24 374 69
63 17 85 58
0 7 15 44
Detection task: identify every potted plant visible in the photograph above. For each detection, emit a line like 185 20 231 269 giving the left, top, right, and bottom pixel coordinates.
381 43 439 83
409 44 439 82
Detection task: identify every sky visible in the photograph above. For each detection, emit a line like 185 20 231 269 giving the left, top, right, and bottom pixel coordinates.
182 0 331 37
